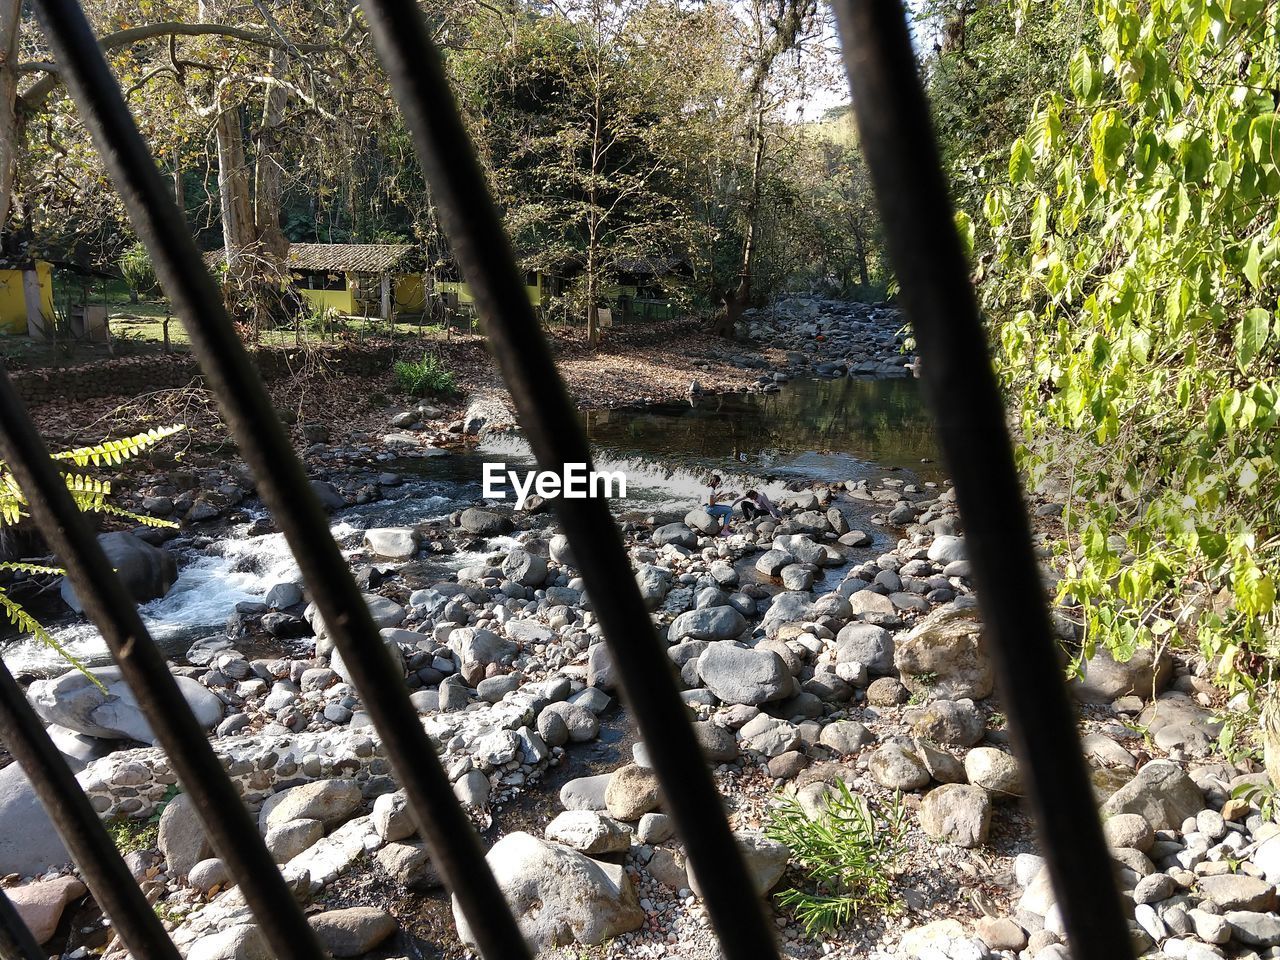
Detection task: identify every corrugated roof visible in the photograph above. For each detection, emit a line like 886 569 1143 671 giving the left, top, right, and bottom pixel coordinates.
203 243 421 274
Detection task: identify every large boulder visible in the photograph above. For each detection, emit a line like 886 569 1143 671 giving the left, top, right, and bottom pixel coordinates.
7 875 86 943
0 764 70 876
545 811 632 855
905 699 985 747
158 793 212 876
697 642 791 705
1099 760 1203 831
834 623 895 675
27 666 223 743
452 832 643 949
688 830 789 897
363 527 420 560
669 606 747 643
1071 646 1173 704
60 531 176 613
893 601 994 700
259 779 362 833
919 783 992 847
635 564 672 610
653 523 696 549
309 908 398 958
449 627 518 686
502 548 548 587
459 508 513 537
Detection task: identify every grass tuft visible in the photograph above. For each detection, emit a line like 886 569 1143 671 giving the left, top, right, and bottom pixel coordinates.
765 781 907 936
394 352 456 397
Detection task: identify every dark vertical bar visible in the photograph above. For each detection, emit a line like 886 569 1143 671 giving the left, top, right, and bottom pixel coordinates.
356 4 781 960
830 1 1132 956
28 5 530 958
0 364 325 960
0 885 44 960
0 658 182 960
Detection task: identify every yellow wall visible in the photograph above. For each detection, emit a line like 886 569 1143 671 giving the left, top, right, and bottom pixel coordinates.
299 287 355 314
0 263 53 335
394 274 426 311
437 275 541 307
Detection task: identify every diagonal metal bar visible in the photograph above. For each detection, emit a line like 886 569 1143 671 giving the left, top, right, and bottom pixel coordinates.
0 884 44 960
30 4 531 958
0 363 326 960
830 0 1133 956
357 3 782 959
0 656 182 960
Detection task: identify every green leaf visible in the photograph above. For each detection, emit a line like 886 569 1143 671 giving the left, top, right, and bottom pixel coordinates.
1236 307 1271 369
1069 47 1100 103
1009 137 1033 184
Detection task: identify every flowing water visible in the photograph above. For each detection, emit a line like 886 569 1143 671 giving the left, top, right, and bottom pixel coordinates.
9 377 939 673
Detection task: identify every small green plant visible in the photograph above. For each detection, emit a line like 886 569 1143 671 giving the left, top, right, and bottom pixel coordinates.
765 782 907 936
0 425 184 674
304 304 344 336
393 352 455 397
118 242 157 302
1233 781 1278 823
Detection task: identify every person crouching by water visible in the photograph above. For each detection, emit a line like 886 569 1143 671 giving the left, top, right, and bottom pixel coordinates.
706 474 735 535
736 489 781 521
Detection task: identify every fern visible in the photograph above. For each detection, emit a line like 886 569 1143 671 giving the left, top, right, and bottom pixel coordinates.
0 591 97 681
52 425 185 469
0 425 184 679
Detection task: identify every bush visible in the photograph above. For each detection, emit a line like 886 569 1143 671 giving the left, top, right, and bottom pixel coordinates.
118 242 157 301
394 353 455 397
765 782 906 935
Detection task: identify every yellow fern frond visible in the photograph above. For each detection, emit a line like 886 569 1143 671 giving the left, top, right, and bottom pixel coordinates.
0 591 102 687
98 504 179 529
0 562 64 576
52 425 186 468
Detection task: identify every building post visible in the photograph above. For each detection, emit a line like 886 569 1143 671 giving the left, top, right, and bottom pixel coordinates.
380 272 392 321
22 268 44 338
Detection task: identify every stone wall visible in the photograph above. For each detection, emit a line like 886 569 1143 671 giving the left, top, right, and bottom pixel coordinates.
11 344 404 407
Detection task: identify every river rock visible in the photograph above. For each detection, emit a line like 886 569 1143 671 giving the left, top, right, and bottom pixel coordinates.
834 623 895 675
692 720 740 762
1103 813 1154 852
670 606 747 642
188 857 229 894
689 830 789 897
906 698 985 747
868 742 930 790
259 779 362 833
605 764 662 820
756 549 794 577
363 527 420 560
7 875 85 943
635 564 672 610
1198 874 1278 912
685 508 722 535
894 601 993 700
697 642 791 704
158 793 212 876
60 531 176 613
819 720 874 755
375 841 441 889
560 773 613 811
964 747 1023 798
1099 760 1203 831
846 589 896 619
330 630 405 686
27 666 223 743
503 548 548 587
449 627 518 685
919 783 992 847
653 523 696 548
459 507 513 536
1226 910 1280 946
309 907 398 957
927 536 967 564
545 811 633 855
265 818 325 862
738 713 801 756
453 832 643 949
542 701 600 742
1071 646 1173 703
0 764 71 876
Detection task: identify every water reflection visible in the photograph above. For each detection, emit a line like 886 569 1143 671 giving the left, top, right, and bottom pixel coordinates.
582 376 941 484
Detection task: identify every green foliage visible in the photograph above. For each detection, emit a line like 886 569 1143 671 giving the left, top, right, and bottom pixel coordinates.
393 353 455 397
0 426 183 675
118 242 157 299
304 305 345 336
765 782 906 935
1232 781 1277 822
971 0 1280 700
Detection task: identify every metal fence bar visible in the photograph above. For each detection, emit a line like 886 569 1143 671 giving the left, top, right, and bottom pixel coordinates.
0 365 326 960
830 0 1133 956
30 4 531 959
0 886 43 960
357 4 783 960
0 657 182 960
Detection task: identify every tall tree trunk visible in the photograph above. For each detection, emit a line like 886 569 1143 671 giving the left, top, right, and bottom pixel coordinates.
215 105 256 280
254 46 289 259
712 101 766 336
0 0 23 243
585 92 602 347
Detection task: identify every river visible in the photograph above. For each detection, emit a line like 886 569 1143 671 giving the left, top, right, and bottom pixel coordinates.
9 376 939 673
